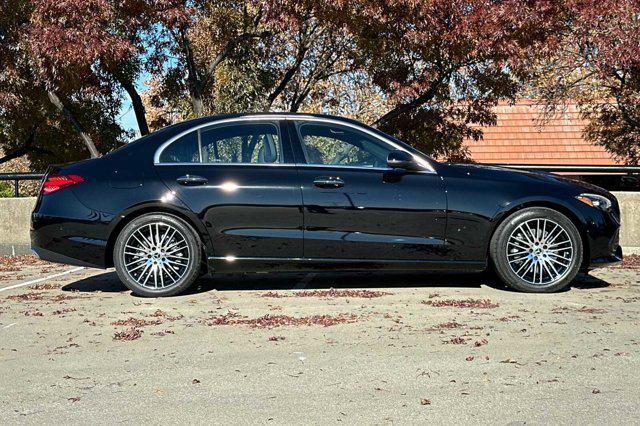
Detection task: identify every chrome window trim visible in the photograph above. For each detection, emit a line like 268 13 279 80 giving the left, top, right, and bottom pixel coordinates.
153 162 435 174
153 115 436 174
154 162 295 167
296 164 435 174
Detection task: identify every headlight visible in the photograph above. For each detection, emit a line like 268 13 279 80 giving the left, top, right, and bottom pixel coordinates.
576 193 612 210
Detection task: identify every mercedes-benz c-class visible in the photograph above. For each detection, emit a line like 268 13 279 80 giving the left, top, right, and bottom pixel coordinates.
31 113 622 296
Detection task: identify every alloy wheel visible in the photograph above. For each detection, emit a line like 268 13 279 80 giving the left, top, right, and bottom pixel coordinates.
122 222 191 289
505 218 574 285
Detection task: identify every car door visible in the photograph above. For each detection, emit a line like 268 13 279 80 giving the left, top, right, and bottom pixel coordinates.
154 118 303 261
289 119 448 261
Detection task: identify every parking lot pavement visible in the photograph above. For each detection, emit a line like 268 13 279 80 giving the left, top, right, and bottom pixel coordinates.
0 257 639 424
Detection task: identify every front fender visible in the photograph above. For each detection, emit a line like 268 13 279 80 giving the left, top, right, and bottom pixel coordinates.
490 195 589 235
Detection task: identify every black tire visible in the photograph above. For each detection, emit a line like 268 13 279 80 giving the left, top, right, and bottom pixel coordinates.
113 213 202 297
490 207 583 293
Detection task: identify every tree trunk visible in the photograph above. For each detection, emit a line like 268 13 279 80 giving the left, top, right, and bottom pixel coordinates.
46 91 100 158
119 78 150 136
179 30 205 118
191 89 204 117
178 28 269 118
186 66 204 117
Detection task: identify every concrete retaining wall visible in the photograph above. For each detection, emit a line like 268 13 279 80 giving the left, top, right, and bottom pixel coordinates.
612 192 640 251
0 197 37 255
1 194 639 256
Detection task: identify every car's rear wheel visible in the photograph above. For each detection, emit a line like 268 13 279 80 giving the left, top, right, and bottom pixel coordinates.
490 207 583 292
113 213 201 297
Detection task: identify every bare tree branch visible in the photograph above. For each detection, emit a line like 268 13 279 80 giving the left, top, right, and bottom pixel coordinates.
46 91 100 158
202 31 271 87
373 75 446 127
0 129 52 165
267 41 309 108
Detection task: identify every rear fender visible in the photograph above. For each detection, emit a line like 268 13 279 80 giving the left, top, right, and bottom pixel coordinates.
105 201 214 268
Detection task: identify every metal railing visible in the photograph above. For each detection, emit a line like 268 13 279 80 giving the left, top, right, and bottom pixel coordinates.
489 164 640 173
0 172 45 197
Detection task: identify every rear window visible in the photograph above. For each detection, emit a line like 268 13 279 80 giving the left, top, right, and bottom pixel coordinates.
158 132 200 163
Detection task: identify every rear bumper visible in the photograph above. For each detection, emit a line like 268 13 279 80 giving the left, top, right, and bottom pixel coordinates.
30 225 108 268
30 189 111 269
31 245 103 268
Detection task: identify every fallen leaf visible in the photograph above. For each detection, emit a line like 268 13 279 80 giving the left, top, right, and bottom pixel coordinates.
113 328 143 341
422 299 499 309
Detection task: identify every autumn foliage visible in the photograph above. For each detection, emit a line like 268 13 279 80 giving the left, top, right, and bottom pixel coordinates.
1 0 639 167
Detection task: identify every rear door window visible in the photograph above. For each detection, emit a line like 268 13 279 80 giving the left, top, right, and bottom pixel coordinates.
200 122 281 164
158 121 282 164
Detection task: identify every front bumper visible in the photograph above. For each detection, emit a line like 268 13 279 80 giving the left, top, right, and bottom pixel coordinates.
581 201 623 269
588 244 623 269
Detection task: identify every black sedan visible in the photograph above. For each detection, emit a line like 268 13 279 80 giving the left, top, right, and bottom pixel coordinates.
31 113 622 296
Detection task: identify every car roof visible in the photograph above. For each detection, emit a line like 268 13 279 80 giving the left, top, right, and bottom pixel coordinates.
159 112 368 131
152 112 380 146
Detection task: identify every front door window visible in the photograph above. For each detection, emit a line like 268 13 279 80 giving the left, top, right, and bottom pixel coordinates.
296 122 392 168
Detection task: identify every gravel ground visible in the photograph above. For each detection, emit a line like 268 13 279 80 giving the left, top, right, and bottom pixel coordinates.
0 256 639 425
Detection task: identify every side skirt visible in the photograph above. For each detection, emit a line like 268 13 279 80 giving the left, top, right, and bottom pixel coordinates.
208 256 487 274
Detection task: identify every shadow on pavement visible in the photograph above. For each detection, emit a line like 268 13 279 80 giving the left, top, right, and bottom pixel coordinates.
203 271 493 293
61 269 610 296
571 273 611 290
62 271 128 293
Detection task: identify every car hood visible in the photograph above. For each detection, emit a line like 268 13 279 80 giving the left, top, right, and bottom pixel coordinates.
442 163 612 197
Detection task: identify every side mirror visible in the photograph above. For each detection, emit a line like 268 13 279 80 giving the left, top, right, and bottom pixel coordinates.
387 150 422 171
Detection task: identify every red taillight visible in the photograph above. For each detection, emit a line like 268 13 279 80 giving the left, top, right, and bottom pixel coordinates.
41 174 84 195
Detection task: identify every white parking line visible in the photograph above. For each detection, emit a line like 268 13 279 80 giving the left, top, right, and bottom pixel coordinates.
0 267 85 293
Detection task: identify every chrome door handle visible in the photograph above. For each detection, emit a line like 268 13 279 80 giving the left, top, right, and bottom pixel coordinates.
176 175 208 186
313 176 344 189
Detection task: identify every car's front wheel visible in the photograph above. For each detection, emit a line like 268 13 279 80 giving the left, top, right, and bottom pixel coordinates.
490 207 583 292
113 213 202 297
